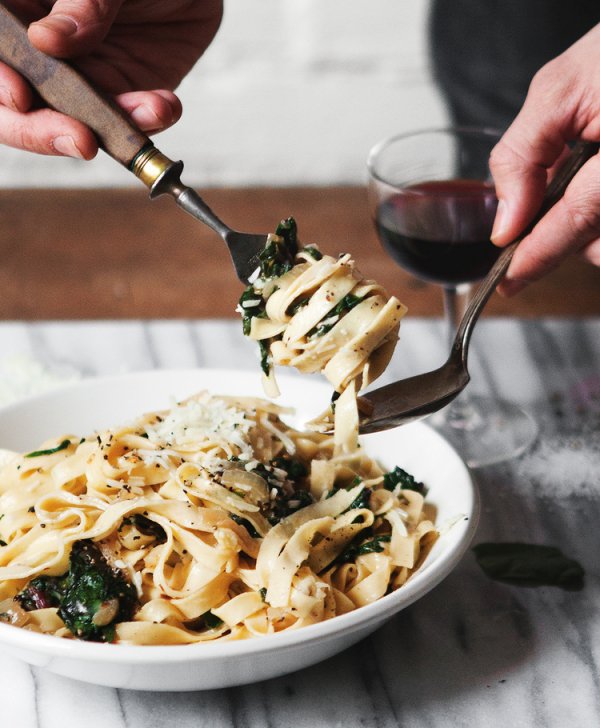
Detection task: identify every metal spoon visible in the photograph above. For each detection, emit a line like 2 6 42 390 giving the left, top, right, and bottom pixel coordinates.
0 3 267 282
358 140 599 434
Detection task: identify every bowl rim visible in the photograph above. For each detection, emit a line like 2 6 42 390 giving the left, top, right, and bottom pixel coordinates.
0 368 480 664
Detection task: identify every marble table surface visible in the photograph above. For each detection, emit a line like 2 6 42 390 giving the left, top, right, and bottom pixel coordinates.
0 318 598 728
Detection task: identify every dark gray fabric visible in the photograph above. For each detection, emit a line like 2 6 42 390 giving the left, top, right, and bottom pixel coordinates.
429 0 600 132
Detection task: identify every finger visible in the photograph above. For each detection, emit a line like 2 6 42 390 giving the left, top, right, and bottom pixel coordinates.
580 237 600 267
28 0 125 58
0 88 181 157
115 90 183 134
0 61 33 112
489 61 577 247
497 152 600 296
0 105 98 158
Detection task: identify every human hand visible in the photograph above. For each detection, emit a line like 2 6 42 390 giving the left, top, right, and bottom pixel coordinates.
489 23 600 296
0 0 222 159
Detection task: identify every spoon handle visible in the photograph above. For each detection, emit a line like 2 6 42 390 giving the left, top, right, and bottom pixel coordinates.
454 140 600 362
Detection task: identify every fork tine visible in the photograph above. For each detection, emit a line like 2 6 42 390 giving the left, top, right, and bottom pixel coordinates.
225 232 270 282
152 178 269 283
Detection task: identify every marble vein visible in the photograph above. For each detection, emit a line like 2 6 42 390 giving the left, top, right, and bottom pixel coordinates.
0 318 597 728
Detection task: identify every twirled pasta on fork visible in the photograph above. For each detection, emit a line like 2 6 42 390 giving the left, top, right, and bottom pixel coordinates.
238 218 407 452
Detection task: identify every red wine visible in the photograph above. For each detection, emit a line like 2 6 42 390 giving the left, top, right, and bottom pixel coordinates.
375 179 500 285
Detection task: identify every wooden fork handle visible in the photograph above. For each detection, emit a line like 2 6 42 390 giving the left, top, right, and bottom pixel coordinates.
0 3 151 169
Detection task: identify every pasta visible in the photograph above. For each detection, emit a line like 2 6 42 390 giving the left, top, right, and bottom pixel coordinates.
0 392 437 644
237 218 407 452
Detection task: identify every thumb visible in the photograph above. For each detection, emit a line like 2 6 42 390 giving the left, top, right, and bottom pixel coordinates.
489 131 566 248
27 0 125 58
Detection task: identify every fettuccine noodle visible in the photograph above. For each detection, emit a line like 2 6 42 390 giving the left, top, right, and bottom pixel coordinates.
0 392 436 645
237 218 407 453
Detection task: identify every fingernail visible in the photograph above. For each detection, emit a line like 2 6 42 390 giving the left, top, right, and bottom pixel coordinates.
491 198 508 243
52 135 84 158
35 14 78 36
130 104 161 131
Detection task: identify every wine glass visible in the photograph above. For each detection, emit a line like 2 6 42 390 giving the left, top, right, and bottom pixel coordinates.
367 127 537 467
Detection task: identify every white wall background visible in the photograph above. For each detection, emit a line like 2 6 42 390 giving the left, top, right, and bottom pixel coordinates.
0 0 448 189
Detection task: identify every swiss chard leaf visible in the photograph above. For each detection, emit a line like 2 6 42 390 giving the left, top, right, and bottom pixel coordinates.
201 611 224 629
248 460 313 525
238 286 266 335
25 439 71 458
337 534 391 564
17 540 139 642
383 466 425 494
472 542 585 591
16 575 65 610
302 245 323 260
309 293 364 338
59 541 138 641
348 485 371 511
266 488 313 525
326 479 369 512
275 217 298 257
121 514 167 543
271 456 308 481
330 390 341 413
229 513 260 538
258 339 271 376
287 295 310 316
258 227 295 279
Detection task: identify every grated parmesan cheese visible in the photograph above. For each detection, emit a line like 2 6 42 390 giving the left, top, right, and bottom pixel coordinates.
144 396 253 459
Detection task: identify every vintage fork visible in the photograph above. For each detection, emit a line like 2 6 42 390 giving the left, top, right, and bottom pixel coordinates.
0 3 267 282
358 140 599 434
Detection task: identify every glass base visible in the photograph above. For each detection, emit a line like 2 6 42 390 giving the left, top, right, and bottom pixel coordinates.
429 394 538 468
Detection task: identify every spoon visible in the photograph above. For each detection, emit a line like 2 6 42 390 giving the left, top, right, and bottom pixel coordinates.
0 3 268 282
358 140 599 434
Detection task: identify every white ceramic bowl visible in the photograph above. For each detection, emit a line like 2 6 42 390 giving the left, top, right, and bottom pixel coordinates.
0 369 478 691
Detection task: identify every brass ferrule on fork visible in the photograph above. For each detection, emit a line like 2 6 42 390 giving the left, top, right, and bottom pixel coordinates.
130 145 185 199
130 144 231 243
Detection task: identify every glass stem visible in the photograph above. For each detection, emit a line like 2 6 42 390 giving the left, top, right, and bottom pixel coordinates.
442 284 480 430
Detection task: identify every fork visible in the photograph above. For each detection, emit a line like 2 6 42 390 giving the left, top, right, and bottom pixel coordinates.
358 140 600 434
0 3 267 282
